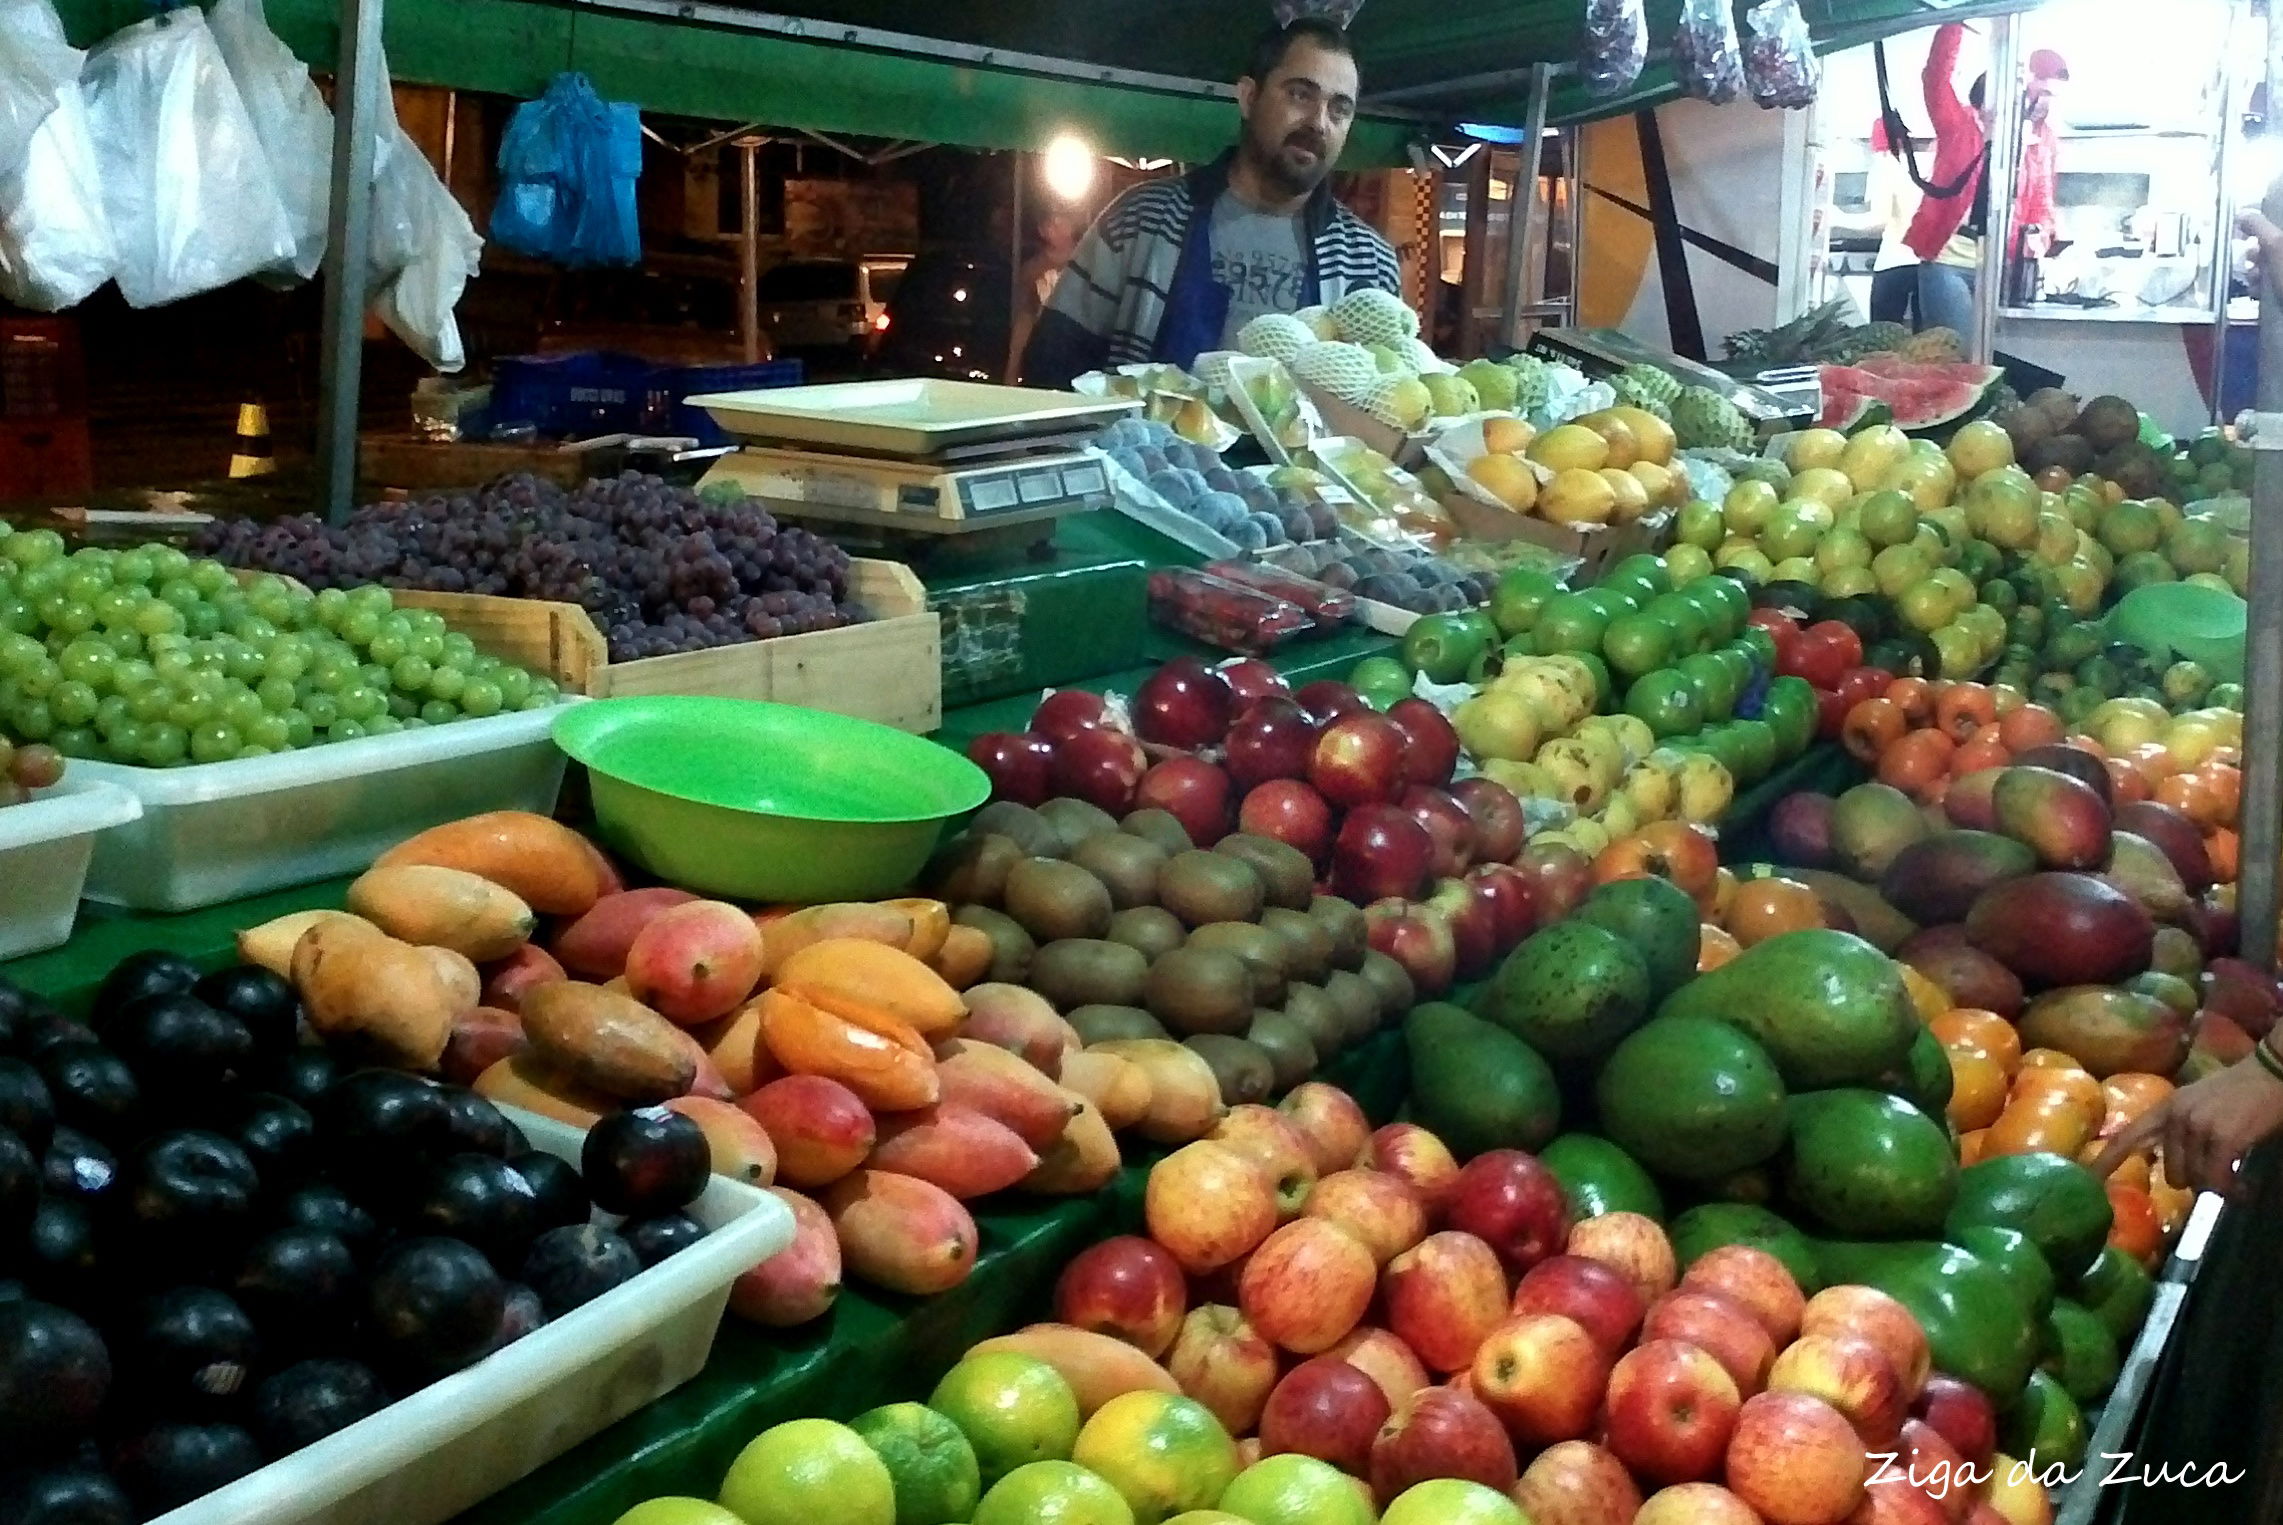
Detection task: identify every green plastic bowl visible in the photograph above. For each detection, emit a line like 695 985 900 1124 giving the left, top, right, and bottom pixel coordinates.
2105 582 2247 685
553 696 989 903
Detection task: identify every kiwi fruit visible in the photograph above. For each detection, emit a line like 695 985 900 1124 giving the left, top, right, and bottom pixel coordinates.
1106 905 1187 963
1068 1004 1170 1043
1159 850 1265 928
924 833 1022 906
1186 922 1288 1006
1258 907 1332 985
1322 969 1384 1046
1028 939 1149 1010
1035 797 1121 853
970 802 1064 858
1357 949 1416 1020
1143 946 1256 1037
1308 894 1369 972
1004 858 1114 942
1246 1010 1318 1093
952 904 1036 983
1121 808 1194 856
1069 832 1168 910
1214 833 1315 911
1186 1034 1274 1107
1278 983 1346 1059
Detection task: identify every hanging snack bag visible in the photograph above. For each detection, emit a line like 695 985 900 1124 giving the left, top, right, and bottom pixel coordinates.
1580 0 1648 98
1745 0 1822 110
1675 0 1746 105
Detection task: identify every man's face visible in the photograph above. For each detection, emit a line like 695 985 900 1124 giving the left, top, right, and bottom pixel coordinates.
1237 39 1359 198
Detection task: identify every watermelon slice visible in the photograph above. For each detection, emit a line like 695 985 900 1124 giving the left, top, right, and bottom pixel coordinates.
1816 357 2003 436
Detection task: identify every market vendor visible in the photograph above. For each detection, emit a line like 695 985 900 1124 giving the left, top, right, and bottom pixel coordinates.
1896 21 1991 336
1019 17 1402 389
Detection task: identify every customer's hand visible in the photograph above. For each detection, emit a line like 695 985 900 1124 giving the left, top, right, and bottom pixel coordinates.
2238 209 2283 302
2097 1054 2283 1196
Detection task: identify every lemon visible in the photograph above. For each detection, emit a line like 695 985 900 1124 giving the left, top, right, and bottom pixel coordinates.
1380 1478 1530 1525
1215 1454 1375 1525
974 1461 1135 1525
717 1419 895 1525
849 1402 982 1525
930 1353 1083 1488
1070 1392 1238 1523
612 1501 745 1525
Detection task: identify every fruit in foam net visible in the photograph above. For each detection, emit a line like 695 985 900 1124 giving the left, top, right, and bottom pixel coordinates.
1331 287 1421 348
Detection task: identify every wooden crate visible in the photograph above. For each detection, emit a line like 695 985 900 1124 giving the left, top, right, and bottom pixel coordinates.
394 559 942 732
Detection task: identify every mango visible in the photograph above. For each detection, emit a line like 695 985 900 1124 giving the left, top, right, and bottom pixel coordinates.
757 988 938 1112
884 897 952 961
757 902 917 978
376 810 608 916
927 923 995 990
2017 986 2190 1078
1966 873 2155 988
473 1051 614 1129
481 942 567 1015
823 1169 979 1296
1089 1039 1226 1144
238 909 369 977
291 918 455 1071
1023 1097 1122 1194
1878 831 2038 927
965 1324 1181 1416
442 1005 525 1085
573 830 625 897
520 981 698 1102
1055 1050 1153 1133
740 1074 877 1188
347 863 536 962
870 1104 1038 1198
665 1095 778 1186
691 1000 782 1095
775 938 967 1041
625 900 767 1025
423 946 481 1016
959 984 1080 1076
728 1186 841 1326
1993 766 2113 873
552 887 699 979
934 1039 1083 1149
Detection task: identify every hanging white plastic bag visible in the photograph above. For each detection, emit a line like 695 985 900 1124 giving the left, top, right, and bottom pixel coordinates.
367 74 479 372
1580 0 1647 98
81 8 294 307
0 15 63 182
208 0 330 282
0 0 113 310
1675 0 1745 105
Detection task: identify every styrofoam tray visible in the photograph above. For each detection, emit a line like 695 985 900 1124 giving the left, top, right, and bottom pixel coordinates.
72 704 575 913
0 778 143 960
157 1105 793 1525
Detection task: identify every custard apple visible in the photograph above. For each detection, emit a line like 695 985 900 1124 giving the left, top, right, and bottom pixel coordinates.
1507 355 1553 415
1616 363 1684 408
1238 312 1315 362
1610 373 1674 420
1330 287 1421 348
1293 341 1381 403
1671 385 1754 451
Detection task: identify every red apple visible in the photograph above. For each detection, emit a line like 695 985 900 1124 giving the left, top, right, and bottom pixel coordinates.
1278 1083 1372 1175
1444 1149 1569 1279
1031 687 1118 744
1133 657 1236 749
1164 1303 1281 1436
1145 1140 1279 1275
1240 1217 1378 1355
1468 1311 1609 1447
1563 1211 1678 1307
1304 1169 1428 1266
1725 1391 1870 1525
1296 679 1370 724
1218 657 1293 709
1641 1289 1776 1396
1513 1440 1643 1525
1225 696 1322 791
1134 755 1234 847
1331 806 1434 904
1509 1255 1645 1358
1239 778 1336 865
1682 1244 1806 1346
1210 1104 1319 1220
1426 875 1500 981
967 731 1057 805
1894 1417 1974 1524
1053 1235 1188 1358
1363 898 1456 995
1602 1337 1742 1485
1847 1480 1954 1525
1465 862 1539 952
1802 1285 1931 1398
1381 1230 1510 1374
1452 776 1528 864
1362 1123 1460 1220
1311 711 1408 808
1400 785 1479 879
1388 697 1461 787
1327 1326 1432 1410
1259 1353 1393 1474
1513 838 1594 922
1911 1374 1997 1470
1051 725 1148 813
1637 1484 1763 1525
1368 1386 1518 1506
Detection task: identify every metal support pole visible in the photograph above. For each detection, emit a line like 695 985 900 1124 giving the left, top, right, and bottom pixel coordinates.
1009 151 1026 382
1456 146 1491 357
737 139 761 364
313 0 386 523
2206 4 2245 427
1498 62 1554 352
2234 177 2283 971
1971 14 2021 368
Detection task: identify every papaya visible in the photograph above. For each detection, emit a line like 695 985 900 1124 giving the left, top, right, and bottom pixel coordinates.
755 988 939 1112
376 810 608 916
1656 927 1918 1089
822 1169 979 1296
1666 1202 1822 1292
1783 1088 1957 1237
1404 1001 1560 1157
776 937 967 1040
520 981 698 1102
1596 1015 1788 1182
1945 1151 2115 1280
1812 1237 2042 1405
1476 919 1654 1062
347 863 536 962
1537 1133 1665 1223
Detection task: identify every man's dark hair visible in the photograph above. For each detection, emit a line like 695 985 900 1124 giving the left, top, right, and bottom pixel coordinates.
1969 74 1988 109
1243 19 1353 86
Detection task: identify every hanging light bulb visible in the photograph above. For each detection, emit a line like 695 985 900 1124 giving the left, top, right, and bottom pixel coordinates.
1043 133 1097 202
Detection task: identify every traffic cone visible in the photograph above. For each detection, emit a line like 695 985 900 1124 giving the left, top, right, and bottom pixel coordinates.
229 401 275 478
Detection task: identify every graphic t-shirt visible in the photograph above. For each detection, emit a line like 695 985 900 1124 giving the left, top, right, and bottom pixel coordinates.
1210 193 1309 348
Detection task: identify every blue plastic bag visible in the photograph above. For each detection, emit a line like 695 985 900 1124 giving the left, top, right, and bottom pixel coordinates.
491 72 639 268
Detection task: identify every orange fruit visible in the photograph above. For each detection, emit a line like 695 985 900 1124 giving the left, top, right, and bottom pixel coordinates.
1725 878 1828 947
1946 1051 2009 1132
2099 1073 2174 1137
1931 1009 2022 1075
1698 923 1743 972
2105 1182 2164 1266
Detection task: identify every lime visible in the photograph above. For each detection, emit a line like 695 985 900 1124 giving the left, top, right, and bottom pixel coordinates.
930 1353 1084 1488
1215 1455 1374 1525
612 1501 745 1525
1381 1478 1529 1525
718 1419 896 1525
1071 1391 1238 1523
974 1461 1136 1525
1165 1516 1251 1524
1489 568 1559 638
850 1403 983 1525
1349 654 1414 707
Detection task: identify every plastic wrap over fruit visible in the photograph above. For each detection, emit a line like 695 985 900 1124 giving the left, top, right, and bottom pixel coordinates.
1203 558 1358 626
1678 454 1735 505
1579 0 1647 98
1675 0 1745 104
1146 568 1315 656
1744 0 1820 110
1535 367 1614 430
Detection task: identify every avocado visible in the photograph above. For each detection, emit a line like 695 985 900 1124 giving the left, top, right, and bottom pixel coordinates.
1884 1026 1955 1121
1944 1151 2114 1281
1666 1202 1821 1291
2001 1368 2088 1470
1571 877 1701 1001
1813 1238 2041 1406
1538 1133 1665 1223
1950 1224 2055 1323
1782 1088 1957 1237
1657 928 1918 1089
2041 1297 2120 1406
1478 921 1654 1062
1405 1001 1560 1157
1595 1015 1788 1182
2072 1246 2154 1347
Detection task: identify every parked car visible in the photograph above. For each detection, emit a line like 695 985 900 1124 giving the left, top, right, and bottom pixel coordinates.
869 251 1012 381
756 255 908 359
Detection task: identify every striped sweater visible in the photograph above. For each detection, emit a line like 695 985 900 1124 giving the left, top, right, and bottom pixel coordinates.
1021 151 1401 389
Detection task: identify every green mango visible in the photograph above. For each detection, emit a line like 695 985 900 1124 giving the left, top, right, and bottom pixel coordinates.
1813 1238 2042 1407
1951 1225 2055 1323
2042 1298 2120 1405
1668 1203 1822 1292
1656 927 1919 1088
2074 1246 2156 1347
1572 876 1702 1002
1539 1133 1666 1223
1946 1152 2114 1281
1883 1025 1955 1121
1476 920 1653 1063
1404 1001 1560 1158
1784 1088 1957 1237
2002 1369 2088 1470
1596 1016 1789 1182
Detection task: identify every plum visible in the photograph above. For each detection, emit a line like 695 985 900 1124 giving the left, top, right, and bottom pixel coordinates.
250 1359 388 1453
521 1225 641 1317
620 1212 707 1268
111 1423 262 1513
191 966 303 1054
507 1152 589 1231
364 1238 505 1379
411 1155 542 1270
580 1108 708 1217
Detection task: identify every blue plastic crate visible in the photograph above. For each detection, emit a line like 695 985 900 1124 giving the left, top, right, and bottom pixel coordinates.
488 351 656 437
648 359 804 445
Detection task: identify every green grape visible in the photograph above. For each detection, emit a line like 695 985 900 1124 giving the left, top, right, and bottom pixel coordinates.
159 578 202 613
495 668 533 707
312 658 356 694
0 632 42 674
220 688 265 731
366 714 403 736
531 678 561 704
95 587 141 627
359 664 391 692
282 709 314 748
328 718 368 743
50 680 97 726
340 610 380 648
390 655 432 692
212 594 250 631
0 596 32 634
107 630 143 660
440 632 477 665
459 679 503 718
11 528 64 566
263 645 309 685
257 676 297 712
113 658 154 692
400 716 427 730
62 567 109 604
32 592 66 628
128 683 171 724
10 697 53 738
50 725 98 758
59 638 113 687
187 669 228 702
468 654 502 680
105 718 143 759
340 685 385 722
188 648 228 679
224 644 265 684
57 601 95 636
133 600 184 639
419 699 459 726
16 564 61 603
313 587 349 628
425 665 465 703
113 548 157 586
387 692 417 720
187 560 232 597
138 722 188 766
167 692 215 730
189 722 240 763
248 713 289 750
407 628 444 664
152 647 194 680
94 695 129 734
147 544 190 581
349 584 394 617
234 744 273 759
184 604 222 639
17 658 57 700
303 693 340 729
230 614 277 646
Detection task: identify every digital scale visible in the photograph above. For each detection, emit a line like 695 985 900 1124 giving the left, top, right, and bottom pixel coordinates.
689 379 1140 555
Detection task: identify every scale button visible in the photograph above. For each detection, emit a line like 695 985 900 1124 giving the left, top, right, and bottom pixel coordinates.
1064 464 1107 497
969 476 1020 512
1017 470 1063 504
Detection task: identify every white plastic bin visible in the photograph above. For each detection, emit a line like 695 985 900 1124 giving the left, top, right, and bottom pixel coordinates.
73 704 575 912
158 1106 794 1525
0 778 143 959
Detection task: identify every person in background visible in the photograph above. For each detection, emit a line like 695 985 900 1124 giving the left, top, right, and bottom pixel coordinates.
1864 119 1922 324
2010 49 2070 262
1019 17 1400 388
1006 207 1083 383
1899 22 1990 335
